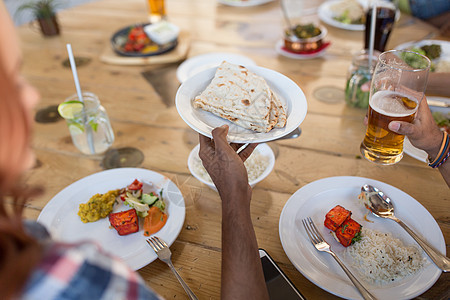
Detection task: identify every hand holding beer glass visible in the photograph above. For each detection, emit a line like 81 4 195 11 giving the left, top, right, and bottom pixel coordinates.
360 50 431 165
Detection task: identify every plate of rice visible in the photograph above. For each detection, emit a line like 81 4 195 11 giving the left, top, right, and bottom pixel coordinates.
279 176 445 300
188 143 275 191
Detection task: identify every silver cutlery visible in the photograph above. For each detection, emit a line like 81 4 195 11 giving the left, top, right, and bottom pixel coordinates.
361 184 450 272
302 217 377 300
147 237 199 300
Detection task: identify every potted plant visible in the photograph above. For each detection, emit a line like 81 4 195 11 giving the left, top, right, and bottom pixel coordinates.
17 0 62 37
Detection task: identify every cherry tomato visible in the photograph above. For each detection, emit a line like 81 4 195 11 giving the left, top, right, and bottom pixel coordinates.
128 179 143 191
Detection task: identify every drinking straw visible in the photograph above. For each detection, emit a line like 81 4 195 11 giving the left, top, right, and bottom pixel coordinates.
368 5 377 70
66 43 96 154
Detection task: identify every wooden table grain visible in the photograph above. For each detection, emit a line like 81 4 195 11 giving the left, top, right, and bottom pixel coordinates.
14 0 449 299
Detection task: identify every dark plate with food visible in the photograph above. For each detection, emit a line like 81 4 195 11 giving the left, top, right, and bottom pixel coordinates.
111 23 178 57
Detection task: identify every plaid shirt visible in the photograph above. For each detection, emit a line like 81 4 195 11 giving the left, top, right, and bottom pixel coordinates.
21 222 162 300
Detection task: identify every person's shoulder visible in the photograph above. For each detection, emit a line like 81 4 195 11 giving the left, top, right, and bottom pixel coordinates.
22 241 162 300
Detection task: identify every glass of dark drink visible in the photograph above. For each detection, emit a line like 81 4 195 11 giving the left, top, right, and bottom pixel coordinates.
364 4 396 52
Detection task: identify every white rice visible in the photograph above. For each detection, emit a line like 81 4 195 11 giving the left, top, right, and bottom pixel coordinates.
345 228 424 285
192 149 270 183
436 60 450 73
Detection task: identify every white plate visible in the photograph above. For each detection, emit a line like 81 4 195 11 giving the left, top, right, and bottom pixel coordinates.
403 137 427 162
318 0 365 31
187 143 275 190
318 0 399 31
217 0 274 7
37 168 185 270
176 52 256 83
279 176 444 300
275 40 329 60
175 65 308 143
395 40 450 72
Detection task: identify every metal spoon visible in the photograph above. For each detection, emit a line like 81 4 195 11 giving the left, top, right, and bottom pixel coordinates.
361 184 450 272
277 127 302 140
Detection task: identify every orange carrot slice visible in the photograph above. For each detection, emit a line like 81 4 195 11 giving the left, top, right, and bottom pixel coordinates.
143 206 168 236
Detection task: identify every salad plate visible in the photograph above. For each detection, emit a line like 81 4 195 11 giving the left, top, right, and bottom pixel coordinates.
318 0 365 31
318 0 399 31
395 40 450 73
38 168 185 270
217 0 274 7
279 176 444 300
176 52 256 83
175 65 308 143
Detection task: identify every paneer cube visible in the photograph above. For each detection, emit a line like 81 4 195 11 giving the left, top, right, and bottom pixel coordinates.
109 209 139 236
335 218 362 247
324 205 352 231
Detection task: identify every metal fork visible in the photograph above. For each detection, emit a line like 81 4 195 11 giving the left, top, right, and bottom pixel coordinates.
302 217 378 300
147 237 199 300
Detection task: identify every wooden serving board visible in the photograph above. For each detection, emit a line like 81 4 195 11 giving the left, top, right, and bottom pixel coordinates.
100 31 191 66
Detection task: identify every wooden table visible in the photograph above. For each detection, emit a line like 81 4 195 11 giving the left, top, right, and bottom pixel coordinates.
13 0 449 298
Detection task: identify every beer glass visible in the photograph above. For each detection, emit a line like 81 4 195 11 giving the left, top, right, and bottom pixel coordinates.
147 0 165 23
360 50 430 165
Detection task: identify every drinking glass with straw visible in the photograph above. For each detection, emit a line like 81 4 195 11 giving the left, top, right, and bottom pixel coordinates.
57 44 115 155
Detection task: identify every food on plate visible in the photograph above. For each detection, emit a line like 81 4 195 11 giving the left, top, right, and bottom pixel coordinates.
324 205 351 231
78 189 119 223
121 179 166 218
122 25 159 54
330 0 365 24
143 206 168 236
402 44 442 72
109 209 139 236
414 44 441 60
345 228 424 284
287 23 321 39
193 61 286 132
192 146 270 183
284 23 326 53
435 60 450 73
324 205 362 247
79 179 168 236
143 21 179 45
335 217 362 247
432 111 450 134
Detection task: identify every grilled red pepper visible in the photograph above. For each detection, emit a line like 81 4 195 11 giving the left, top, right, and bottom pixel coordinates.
324 205 351 231
109 209 139 236
335 218 362 247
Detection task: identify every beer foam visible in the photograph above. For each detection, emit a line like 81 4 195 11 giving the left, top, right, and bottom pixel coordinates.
370 90 418 117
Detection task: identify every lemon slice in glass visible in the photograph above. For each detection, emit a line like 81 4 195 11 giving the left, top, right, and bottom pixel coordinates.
58 100 84 119
68 123 84 135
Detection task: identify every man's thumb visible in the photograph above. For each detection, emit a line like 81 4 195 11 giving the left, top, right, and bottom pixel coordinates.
388 121 415 135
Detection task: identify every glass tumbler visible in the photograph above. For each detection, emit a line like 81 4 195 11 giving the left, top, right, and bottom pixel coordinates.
64 92 115 155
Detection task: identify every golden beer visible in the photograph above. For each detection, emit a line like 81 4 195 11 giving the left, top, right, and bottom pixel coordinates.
360 90 418 165
147 0 165 23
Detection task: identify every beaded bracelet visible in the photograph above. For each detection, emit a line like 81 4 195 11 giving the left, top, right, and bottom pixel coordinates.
428 131 450 168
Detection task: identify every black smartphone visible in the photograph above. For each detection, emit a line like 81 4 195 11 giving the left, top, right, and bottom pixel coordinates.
259 248 306 300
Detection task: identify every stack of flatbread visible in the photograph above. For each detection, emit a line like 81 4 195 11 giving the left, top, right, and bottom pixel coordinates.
193 61 287 133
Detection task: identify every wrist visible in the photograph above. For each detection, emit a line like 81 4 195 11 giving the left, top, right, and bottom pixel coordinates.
425 131 445 160
427 131 450 168
220 185 252 212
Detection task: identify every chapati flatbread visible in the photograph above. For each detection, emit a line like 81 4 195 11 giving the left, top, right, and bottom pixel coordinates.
193 61 286 132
